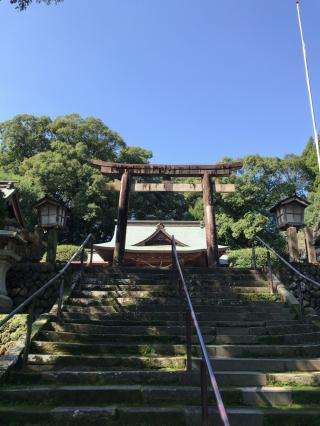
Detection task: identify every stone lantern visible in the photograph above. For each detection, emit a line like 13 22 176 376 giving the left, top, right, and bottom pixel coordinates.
33 196 69 264
270 195 309 262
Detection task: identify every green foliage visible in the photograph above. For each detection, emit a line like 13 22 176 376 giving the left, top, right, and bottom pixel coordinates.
0 115 52 172
187 154 311 249
0 192 7 230
0 114 126 242
0 112 317 250
227 247 278 268
0 314 27 355
42 244 88 263
301 138 320 228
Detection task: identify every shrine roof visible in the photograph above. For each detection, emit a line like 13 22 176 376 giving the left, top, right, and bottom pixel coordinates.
94 220 228 253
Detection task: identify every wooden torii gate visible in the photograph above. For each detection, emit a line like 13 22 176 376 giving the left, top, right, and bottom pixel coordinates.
91 160 242 267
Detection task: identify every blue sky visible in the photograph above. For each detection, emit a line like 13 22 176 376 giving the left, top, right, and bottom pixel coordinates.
1 0 320 163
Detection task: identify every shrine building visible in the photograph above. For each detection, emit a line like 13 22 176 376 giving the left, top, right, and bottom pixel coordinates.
94 220 228 267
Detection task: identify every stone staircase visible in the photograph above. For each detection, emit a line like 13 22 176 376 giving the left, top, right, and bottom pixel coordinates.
1 267 320 425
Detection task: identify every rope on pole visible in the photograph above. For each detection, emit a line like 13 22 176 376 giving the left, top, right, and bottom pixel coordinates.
295 0 320 174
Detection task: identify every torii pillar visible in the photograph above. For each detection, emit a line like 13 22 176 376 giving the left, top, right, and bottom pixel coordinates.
202 173 219 267
113 170 131 266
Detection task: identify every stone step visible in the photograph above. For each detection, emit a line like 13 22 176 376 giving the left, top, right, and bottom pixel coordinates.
66 298 288 313
2 383 319 407
7 370 268 387
38 330 215 345
72 288 269 299
60 315 305 328
37 330 320 346
30 341 320 358
27 353 186 370
61 309 294 322
24 354 320 373
80 278 268 289
248 323 319 336
1 404 320 426
0 384 241 406
13 369 320 389
47 321 215 336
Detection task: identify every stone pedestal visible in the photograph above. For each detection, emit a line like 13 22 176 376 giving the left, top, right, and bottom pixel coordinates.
0 231 27 313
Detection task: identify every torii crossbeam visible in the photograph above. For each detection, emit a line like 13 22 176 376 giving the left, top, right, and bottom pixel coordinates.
90 160 242 267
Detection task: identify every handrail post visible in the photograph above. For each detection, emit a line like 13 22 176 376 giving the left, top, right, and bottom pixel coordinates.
57 277 64 322
298 281 305 321
201 358 209 426
267 250 274 294
90 239 94 266
186 309 192 372
251 242 257 270
22 300 35 367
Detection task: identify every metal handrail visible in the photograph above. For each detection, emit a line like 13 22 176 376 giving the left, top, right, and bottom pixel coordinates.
254 235 320 289
171 237 230 426
0 233 94 363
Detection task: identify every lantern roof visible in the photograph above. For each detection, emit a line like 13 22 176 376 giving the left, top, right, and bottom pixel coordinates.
269 194 309 214
33 195 70 211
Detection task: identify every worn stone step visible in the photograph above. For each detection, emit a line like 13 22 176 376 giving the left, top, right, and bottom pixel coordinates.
46 321 215 336
248 323 319 336
27 353 186 370
24 354 320 372
215 332 320 345
7 369 268 387
61 309 294 322
60 315 305 328
1 404 320 426
0 384 242 406
66 298 289 313
1 384 320 409
31 340 320 359
37 330 320 346
81 278 268 289
38 330 215 344
31 341 188 356
267 371 320 387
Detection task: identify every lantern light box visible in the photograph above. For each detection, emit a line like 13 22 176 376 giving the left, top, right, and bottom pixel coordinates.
270 195 309 231
33 196 68 229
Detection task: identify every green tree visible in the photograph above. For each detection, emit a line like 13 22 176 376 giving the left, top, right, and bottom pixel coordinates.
0 115 52 172
187 155 312 249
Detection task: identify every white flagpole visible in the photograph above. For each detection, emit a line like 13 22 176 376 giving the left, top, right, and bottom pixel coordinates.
296 0 320 173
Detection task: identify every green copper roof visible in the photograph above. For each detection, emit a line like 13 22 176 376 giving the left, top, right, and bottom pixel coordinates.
95 220 227 253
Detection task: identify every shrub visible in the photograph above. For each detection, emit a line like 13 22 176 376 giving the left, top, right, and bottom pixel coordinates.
227 247 278 268
0 314 27 355
42 245 88 263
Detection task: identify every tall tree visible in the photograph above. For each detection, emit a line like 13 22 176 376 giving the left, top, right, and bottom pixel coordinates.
187 154 312 249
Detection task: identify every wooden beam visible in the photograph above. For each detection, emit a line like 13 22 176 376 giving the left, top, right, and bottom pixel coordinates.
106 180 235 193
202 173 219 267
113 170 131 266
91 160 242 177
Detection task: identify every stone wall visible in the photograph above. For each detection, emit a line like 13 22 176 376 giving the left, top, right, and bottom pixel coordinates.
277 263 320 316
6 263 74 316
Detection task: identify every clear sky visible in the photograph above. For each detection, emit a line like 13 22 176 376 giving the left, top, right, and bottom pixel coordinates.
1 0 320 164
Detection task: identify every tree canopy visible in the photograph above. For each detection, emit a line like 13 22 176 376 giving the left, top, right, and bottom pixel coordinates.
0 113 317 249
